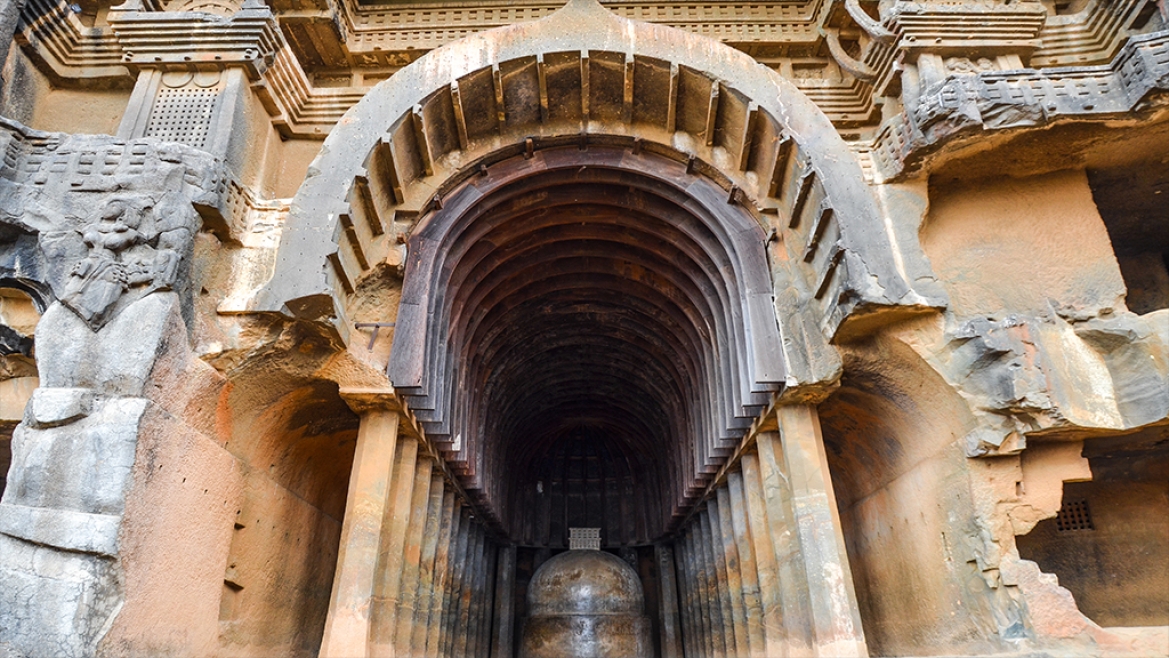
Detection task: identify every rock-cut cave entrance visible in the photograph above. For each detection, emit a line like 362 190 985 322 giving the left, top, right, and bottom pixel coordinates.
258 4 890 653
389 144 785 554
382 142 787 654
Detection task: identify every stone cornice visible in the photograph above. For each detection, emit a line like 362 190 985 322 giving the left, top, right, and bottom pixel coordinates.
864 29 1169 181
1033 0 1155 66
12 0 1169 140
16 0 127 83
107 7 282 79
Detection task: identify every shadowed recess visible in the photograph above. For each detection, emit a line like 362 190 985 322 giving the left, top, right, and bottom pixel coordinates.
389 146 784 547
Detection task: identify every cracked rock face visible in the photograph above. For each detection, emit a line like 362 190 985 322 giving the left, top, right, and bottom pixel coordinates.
2 0 1168 656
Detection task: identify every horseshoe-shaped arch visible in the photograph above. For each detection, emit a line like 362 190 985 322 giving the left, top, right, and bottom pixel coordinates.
256 0 934 541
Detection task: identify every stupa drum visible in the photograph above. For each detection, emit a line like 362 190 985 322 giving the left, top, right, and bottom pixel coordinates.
519 550 652 658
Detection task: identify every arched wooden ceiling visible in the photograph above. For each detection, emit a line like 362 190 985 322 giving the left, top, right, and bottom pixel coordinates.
253 0 946 544
390 146 782 541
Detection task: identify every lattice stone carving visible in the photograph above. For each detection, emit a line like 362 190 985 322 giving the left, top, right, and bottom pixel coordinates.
1056 500 1094 532
144 80 222 149
569 527 601 550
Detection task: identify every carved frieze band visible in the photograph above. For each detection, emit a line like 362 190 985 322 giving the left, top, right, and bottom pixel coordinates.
0 117 228 328
14 0 1169 137
865 30 1169 180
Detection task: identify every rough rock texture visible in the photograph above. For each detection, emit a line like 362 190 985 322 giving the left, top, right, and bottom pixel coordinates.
0 118 227 657
0 0 1167 656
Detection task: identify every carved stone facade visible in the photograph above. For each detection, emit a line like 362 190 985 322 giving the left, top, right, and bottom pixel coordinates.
0 0 1166 656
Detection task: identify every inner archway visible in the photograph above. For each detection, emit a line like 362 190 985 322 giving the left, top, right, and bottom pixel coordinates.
253 1 922 654
389 145 785 545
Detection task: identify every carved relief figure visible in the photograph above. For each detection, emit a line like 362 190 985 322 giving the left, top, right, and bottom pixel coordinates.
60 196 186 329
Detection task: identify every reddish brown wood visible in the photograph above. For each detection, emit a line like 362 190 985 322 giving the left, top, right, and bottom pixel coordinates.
389 145 784 546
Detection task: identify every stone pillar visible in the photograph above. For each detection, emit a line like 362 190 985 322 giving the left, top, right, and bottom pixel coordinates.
773 403 867 658
740 450 795 656
490 544 517 658
452 524 483 657
473 541 497 657
409 474 446 655
319 406 401 658
393 456 436 649
712 492 750 655
461 532 483 658
675 529 700 658
748 435 813 656
694 521 718 658
686 526 710 658
654 543 683 658
425 492 458 658
726 471 766 657
697 509 728 657
369 434 419 656
442 508 472 657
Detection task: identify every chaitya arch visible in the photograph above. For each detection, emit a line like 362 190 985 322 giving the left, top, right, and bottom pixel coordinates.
3 0 1168 653
256 0 942 548
250 5 944 653
258 0 937 339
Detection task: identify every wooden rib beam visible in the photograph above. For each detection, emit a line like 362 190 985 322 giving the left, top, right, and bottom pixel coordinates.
492 63 506 129
352 176 385 236
623 53 635 124
450 81 469 150
327 251 354 294
803 203 833 262
537 54 549 123
338 211 370 270
375 138 406 205
789 166 816 229
738 103 758 172
411 104 434 177
766 135 792 199
705 81 721 147
813 243 845 300
581 50 591 123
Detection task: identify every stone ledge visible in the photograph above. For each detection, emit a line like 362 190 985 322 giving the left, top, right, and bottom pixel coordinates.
0 503 121 556
27 388 94 429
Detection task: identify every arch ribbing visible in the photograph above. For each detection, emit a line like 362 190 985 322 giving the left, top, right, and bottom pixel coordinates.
253 0 946 543
389 146 781 540
256 0 932 353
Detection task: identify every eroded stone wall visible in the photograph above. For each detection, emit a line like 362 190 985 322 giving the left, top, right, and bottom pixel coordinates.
0 0 1167 656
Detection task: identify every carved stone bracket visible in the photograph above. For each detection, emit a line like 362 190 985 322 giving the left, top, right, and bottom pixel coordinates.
0 118 228 330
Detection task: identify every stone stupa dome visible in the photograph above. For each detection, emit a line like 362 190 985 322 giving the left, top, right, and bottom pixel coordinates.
527 550 645 617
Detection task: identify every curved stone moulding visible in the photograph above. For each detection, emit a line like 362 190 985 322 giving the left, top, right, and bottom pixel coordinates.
253 0 939 542
389 144 783 541
257 0 927 339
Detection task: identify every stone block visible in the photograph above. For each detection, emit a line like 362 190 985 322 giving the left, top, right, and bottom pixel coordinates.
3 398 148 515
35 294 184 398
0 503 120 556
26 388 94 428
0 534 120 658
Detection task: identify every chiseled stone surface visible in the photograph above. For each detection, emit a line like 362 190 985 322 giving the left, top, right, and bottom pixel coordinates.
0 534 120 658
0 0 1167 656
0 117 225 657
25 387 92 428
